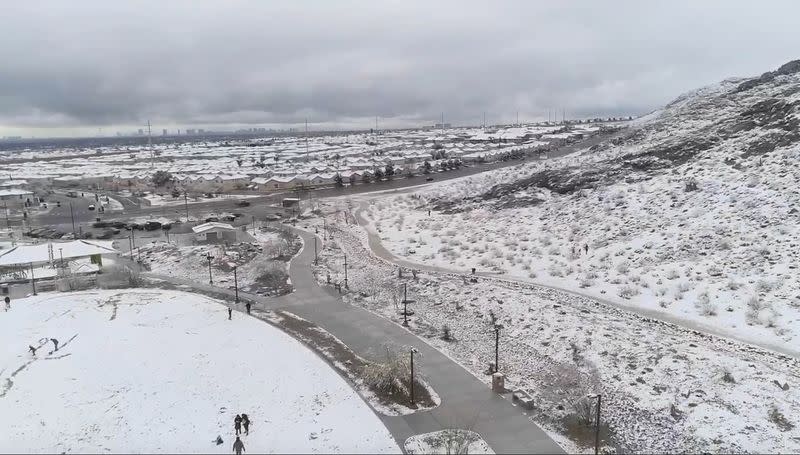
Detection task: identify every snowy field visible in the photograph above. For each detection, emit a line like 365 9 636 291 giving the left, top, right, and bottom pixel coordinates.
304 210 800 453
0 289 399 453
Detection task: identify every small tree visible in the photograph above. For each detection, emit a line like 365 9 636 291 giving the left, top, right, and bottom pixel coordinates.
152 170 173 187
385 163 395 180
374 168 385 180
423 161 432 174
349 174 357 185
362 172 373 184
334 173 344 187
236 158 243 167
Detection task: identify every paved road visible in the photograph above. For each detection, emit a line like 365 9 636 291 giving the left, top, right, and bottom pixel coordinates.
144 228 565 454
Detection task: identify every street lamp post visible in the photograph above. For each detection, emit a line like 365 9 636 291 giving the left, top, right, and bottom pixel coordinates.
233 265 239 303
588 394 602 455
59 248 64 268
410 347 418 406
402 283 409 326
314 236 318 265
29 262 37 295
494 324 502 373
206 252 214 284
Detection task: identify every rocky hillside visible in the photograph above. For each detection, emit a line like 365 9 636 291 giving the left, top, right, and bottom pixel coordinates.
456 59 800 207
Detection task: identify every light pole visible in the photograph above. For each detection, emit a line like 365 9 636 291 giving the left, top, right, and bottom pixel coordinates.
59 248 64 268
588 394 602 455
494 324 502 373
323 218 327 240
314 236 318 265
233 265 239 303
343 253 348 289
410 347 418 406
206 252 214 284
402 283 411 327
69 202 75 233
29 262 37 295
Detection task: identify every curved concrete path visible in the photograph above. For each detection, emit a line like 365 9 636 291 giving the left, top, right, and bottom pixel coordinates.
145 228 565 454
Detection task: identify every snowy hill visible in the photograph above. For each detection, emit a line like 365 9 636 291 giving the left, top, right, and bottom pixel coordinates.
0 290 399 453
363 59 800 356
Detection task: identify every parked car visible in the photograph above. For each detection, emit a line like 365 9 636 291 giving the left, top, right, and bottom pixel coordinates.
264 214 281 222
426 177 435 182
236 200 251 207
88 204 96 210
95 230 115 239
144 221 162 231
129 223 143 230
204 216 219 223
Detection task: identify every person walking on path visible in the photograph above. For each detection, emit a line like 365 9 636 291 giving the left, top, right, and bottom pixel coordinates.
4 296 10 311
245 302 251 315
228 307 232 320
584 243 589 255
232 436 245 455
241 414 250 435
51 338 59 351
234 414 242 436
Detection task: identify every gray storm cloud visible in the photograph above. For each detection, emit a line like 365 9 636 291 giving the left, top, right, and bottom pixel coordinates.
1 0 799 134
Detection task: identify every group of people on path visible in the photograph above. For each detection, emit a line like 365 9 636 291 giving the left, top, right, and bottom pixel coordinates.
232 413 250 454
227 302 251 320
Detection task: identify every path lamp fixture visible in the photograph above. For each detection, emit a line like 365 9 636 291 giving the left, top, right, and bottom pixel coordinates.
401 283 415 327
410 347 418 406
233 265 239 303
494 324 502 373
588 393 602 455
206 252 214 284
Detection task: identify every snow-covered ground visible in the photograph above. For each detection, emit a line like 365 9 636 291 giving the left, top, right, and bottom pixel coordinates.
0 289 399 453
304 211 800 453
138 229 299 296
357 62 800 359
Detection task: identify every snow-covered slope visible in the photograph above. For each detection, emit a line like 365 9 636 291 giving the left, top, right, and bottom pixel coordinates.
363 59 800 355
0 289 399 453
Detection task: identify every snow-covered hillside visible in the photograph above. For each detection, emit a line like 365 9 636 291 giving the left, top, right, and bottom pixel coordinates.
0 289 399 453
362 59 800 356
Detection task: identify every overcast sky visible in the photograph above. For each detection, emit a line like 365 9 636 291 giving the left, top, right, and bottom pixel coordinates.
1 0 799 137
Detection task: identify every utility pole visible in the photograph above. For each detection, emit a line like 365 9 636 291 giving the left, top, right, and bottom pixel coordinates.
516 111 519 126
441 112 444 133
494 324 501 373
69 202 75 233
314 236 318 265
3 200 8 228
483 111 486 129
128 229 134 257
343 253 348 289
305 118 309 156
30 262 37 295
206 252 214 284
147 120 153 167
233 265 239 303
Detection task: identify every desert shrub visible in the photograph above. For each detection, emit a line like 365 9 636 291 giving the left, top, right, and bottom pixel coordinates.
616 261 630 274
666 269 680 280
618 285 639 299
362 348 412 397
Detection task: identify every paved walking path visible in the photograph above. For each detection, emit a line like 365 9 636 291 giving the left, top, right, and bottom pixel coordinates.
144 228 564 454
